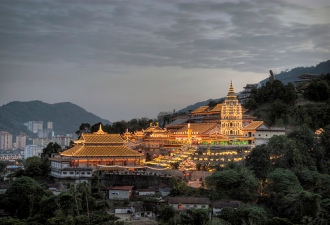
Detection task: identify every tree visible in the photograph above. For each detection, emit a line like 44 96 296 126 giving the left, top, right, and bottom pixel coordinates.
1 176 51 219
267 135 303 170
206 166 259 202
276 191 321 223
266 168 302 196
245 144 271 181
219 204 268 225
42 142 62 160
157 204 178 224
24 156 46 177
76 123 91 136
303 80 330 101
180 208 209 225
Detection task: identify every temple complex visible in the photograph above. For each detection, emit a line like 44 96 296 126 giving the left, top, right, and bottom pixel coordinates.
50 125 145 183
127 81 284 169
50 81 284 183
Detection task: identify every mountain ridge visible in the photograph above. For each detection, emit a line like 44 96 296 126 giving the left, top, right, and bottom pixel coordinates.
0 100 111 136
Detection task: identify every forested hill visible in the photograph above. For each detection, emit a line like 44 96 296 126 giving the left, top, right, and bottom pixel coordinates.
260 59 330 85
0 101 111 136
179 60 330 113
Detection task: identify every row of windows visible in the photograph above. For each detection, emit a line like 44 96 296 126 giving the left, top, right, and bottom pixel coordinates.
62 171 91 175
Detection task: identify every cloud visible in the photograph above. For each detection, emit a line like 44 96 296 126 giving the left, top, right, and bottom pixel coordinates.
0 0 329 121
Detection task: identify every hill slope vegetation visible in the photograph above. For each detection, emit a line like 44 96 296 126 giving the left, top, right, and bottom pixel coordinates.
0 100 111 136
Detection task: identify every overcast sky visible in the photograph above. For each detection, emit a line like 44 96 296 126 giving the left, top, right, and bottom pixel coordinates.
0 0 329 122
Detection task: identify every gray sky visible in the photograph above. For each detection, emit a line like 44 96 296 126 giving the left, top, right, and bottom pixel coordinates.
0 0 329 122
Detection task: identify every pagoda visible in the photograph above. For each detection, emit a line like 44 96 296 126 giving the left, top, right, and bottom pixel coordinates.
220 81 244 137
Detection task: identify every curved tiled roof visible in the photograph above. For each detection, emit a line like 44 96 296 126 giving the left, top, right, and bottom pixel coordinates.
191 106 209 114
60 145 143 157
80 133 124 143
210 103 223 112
175 123 219 134
242 121 264 130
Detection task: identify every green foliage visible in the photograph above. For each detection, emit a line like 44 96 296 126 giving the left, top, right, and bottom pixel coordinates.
219 204 268 225
1 176 51 219
266 168 302 196
0 100 111 136
266 217 293 225
206 165 259 202
245 144 271 181
321 124 330 160
180 208 209 225
276 191 321 223
303 77 330 101
157 204 178 224
267 135 303 170
24 156 47 177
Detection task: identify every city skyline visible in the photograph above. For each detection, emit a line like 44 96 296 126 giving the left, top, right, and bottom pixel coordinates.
1 0 329 122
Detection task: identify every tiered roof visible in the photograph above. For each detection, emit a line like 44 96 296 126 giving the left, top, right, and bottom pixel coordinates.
60 125 143 157
174 123 219 135
60 145 143 157
226 81 237 99
80 133 124 144
191 106 209 114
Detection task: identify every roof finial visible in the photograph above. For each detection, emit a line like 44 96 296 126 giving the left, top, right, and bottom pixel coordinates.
227 80 237 99
94 124 106 134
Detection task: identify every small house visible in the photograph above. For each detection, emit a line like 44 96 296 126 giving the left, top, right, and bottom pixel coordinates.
109 186 134 200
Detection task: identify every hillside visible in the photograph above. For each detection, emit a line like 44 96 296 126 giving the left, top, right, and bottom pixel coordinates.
178 98 224 114
179 60 330 113
0 100 111 136
260 59 330 85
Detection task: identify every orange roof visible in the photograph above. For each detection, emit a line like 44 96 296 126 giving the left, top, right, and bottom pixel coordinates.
242 121 263 130
175 123 219 135
210 103 223 112
191 106 209 114
80 133 124 144
60 145 143 157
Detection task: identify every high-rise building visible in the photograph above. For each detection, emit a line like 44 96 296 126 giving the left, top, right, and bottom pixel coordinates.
24 145 43 159
15 134 27 149
0 131 13 150
24 121 43 133
47 121 53 129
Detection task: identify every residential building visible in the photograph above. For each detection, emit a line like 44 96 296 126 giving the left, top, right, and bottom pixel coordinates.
167 197 210 210
25 121 43 133
212 201 240 216
15 134 26 149
0 131 13 150
109 186 134 200
24 145 43 159
254 124 286 145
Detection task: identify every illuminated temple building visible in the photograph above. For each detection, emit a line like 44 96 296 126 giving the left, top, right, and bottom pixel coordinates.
128 82 267 147
126 82 285 168
50 125 144 183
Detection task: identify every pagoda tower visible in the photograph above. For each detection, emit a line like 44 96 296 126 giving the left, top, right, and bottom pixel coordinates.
220 81 243 137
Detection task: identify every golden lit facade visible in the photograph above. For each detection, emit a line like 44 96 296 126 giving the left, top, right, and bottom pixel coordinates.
50 125 144 182
220 81 244 137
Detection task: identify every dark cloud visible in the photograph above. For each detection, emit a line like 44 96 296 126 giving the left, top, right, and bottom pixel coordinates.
0 0 329 121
